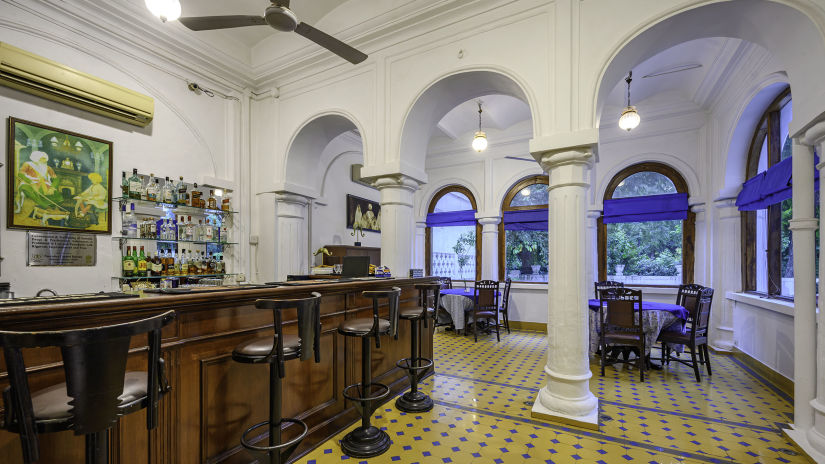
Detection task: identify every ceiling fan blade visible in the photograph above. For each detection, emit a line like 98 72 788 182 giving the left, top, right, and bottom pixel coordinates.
179 16 267 31
294 22 367 64
505 156 536 163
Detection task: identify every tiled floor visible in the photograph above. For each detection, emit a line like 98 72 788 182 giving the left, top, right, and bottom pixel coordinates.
302 330 810 464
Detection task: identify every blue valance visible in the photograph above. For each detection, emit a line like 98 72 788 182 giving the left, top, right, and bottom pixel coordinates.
603 193 689 224
503 209 547 231
736 155 820 211
426 210 476 227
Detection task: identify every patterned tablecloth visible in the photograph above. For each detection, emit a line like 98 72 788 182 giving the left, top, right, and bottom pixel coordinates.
588 302 685 356
439 293 475 331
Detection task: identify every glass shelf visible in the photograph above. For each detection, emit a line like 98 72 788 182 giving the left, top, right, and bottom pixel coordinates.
113 197 236 215
114 273 236 281
112 236 236 245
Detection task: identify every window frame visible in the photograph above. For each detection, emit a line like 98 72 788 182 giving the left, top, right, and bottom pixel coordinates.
425 185 481 281
741 88 792 299
498 175 549 282
597 162 695 287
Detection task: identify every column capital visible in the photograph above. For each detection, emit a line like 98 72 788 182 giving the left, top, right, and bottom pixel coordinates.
536 147 594 173
274 191 310 206
477 216 501 226
371 174 422 193
801 120 825 147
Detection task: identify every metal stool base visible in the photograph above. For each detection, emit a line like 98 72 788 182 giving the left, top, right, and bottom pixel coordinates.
395 390 434 412
340 425 391 458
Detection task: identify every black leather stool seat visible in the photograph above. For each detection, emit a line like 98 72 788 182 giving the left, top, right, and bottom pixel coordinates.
232 333 301 363
22 371 149 431
338 318 390 336
399 307 433 319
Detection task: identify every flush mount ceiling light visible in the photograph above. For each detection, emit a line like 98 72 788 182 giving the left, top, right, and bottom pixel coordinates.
618 71 640 132
472 100 488 152
145 0 182 22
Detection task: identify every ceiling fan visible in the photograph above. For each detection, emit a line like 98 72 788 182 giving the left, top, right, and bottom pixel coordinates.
178 0 368 65
505 156 535 163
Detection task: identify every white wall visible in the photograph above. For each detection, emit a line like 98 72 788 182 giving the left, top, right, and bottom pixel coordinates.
729 293 795 380
0 3 243 296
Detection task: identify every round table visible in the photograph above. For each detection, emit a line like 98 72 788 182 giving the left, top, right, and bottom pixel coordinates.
587 299 687 356
439 288 499 332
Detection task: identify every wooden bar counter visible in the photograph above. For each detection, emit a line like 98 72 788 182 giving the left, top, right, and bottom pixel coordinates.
0 277 437 463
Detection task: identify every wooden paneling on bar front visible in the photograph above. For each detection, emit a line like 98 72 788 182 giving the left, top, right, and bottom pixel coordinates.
0 278 436 463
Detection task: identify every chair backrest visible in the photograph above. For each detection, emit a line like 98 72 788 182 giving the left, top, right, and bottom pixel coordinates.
474 280 499 311
254 292 323 375
441 277 453 289
0 310 175 462
362 287 402 346
594 280 624 299
599 288 642 332
501 278 512 313
689 287 714 338
415 283 442 335
676 283 705 310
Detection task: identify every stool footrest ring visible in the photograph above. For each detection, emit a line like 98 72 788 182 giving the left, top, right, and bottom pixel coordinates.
342 382 390 404
240 417 308 462
396 357 433 372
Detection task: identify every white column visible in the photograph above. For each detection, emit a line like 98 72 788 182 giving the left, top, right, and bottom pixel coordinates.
478 216 500 280
531 147 599 429
586 209 600 297
274 193 309 281
375 175 420 278
785 137 819 451
692 202 707 284
805 122 825 458
413 220 427 272
709 199 738 351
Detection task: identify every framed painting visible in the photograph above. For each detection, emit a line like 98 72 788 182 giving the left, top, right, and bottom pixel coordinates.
7 118 113 234
346 194 381 232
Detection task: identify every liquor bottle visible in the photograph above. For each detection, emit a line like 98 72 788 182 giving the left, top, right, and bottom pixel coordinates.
221 191 231 212
121 171 129 197
122 246 135 277
124 204 137 238
152 254 163 277
197 220 204 241
149 218 157 239
176 176 188 206
204 218 214 242
186 216 194 241
207 190 217 209
188 250 199 275
162 177 174 204
173 247 182 276
200 252 208 274
137 246 148 277
190 183 201 208
128 169 142 200
207 253 216 274
217 255 225 274
146 176 159 202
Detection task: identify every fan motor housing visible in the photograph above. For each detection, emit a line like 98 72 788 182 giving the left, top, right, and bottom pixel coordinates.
265 5 298 32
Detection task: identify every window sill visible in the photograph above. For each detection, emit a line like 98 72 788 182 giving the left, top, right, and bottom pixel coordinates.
622 285 679 295
726 291 795 317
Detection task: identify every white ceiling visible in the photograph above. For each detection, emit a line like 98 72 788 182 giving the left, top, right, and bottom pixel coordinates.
178 0 344 48
434 95 531 140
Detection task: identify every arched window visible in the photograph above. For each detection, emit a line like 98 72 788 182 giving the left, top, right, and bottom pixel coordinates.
426 186 480 281
598 163 695 286
499 175 549 282
740 90 817 298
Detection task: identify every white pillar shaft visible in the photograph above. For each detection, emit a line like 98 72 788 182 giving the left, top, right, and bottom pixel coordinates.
809 131 825 454
479 217 500 280
791 140 817 433
709 200 738 351
274 193 309 281
376 176 418 278
586 211 599 298
532 148 598 427
413 222 426 272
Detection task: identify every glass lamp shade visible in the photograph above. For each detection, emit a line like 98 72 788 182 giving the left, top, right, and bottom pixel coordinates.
472 131 488 152
618 106 641 131
145 0 181 21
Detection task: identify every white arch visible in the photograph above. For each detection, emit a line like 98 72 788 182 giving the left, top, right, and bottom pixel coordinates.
318 150 364 198
590 0 825 135
397 66 539 177
494 169 547 213
594 154 702 209
282 109 366 196
417 178 483 218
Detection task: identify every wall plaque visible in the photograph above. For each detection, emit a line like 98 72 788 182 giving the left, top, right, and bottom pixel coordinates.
27 231 96 266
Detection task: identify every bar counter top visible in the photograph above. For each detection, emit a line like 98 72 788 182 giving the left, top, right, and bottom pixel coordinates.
0 277 437 463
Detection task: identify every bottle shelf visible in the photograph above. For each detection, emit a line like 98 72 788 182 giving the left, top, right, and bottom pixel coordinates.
114 273 236 281
114 197 236 215
113 237 236 246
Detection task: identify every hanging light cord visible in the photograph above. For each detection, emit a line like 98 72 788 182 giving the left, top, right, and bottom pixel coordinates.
477 101 483 131
625 71 633 107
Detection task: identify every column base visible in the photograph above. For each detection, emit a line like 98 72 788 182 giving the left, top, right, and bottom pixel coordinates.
782 424 825 463
710 326 734 352
530 390 599 431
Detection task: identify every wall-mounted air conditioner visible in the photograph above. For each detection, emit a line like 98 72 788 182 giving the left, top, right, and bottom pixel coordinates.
0 42 154 127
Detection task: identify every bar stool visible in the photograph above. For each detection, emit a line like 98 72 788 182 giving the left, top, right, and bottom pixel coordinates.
395 283 441 412
0 310 175 464
338 287 401 458
232 292 322 464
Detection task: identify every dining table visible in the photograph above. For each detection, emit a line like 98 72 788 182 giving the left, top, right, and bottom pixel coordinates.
439 288 500 333
587 299 687 356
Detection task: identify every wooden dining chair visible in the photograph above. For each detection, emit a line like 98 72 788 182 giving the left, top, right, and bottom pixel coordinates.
599 288 645 382
594 280 624 299
472 280 500 342
659 287 714 382
499 278 512 334
441 277 453 289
